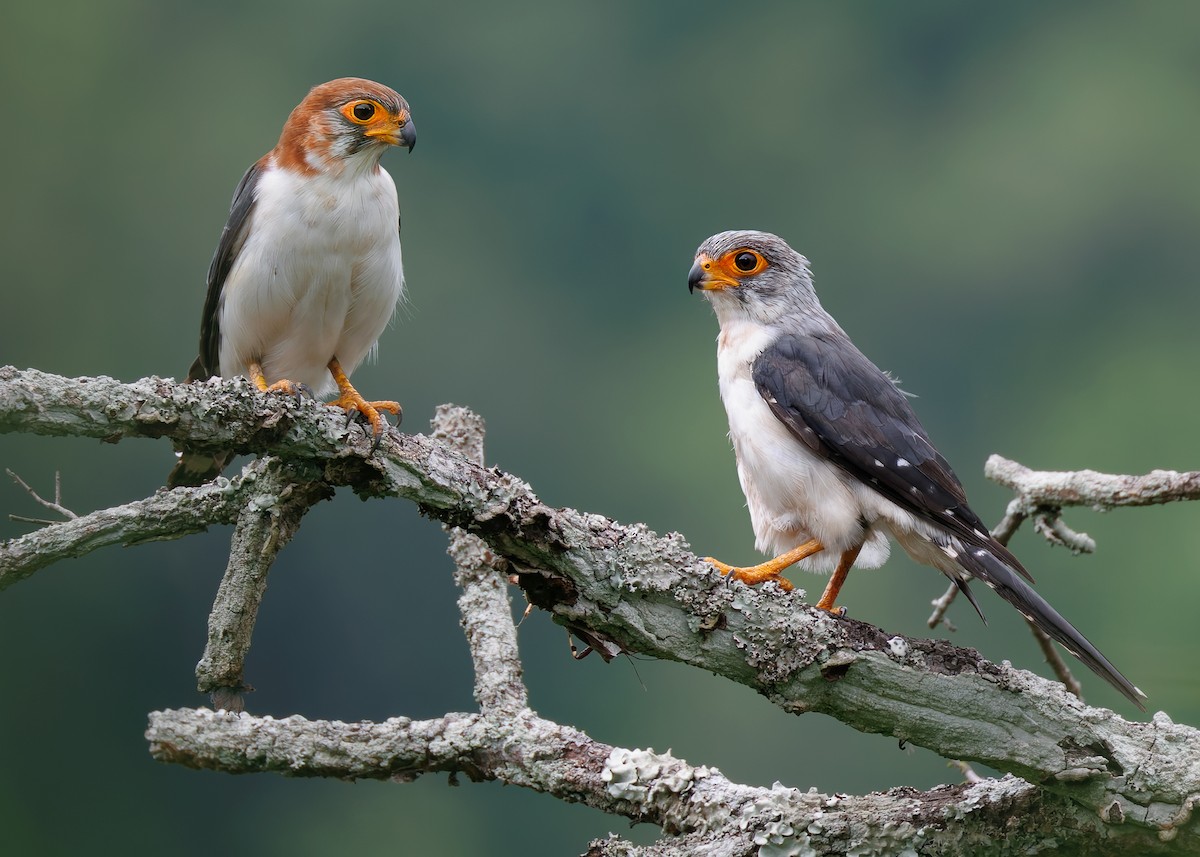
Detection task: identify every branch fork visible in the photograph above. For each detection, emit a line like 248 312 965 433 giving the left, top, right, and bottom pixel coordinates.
3 368 1200 854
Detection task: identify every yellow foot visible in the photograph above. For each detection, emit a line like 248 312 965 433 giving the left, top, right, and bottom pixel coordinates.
328 391 402 437
705 557 794 591
704 538 824 593
247 361 302 396
265 379 302 395
326 356 402 441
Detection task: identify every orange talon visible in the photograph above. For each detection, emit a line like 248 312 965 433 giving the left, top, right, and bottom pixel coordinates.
247 361 301 396
267 379 301 395
326 356 402 438
705 538 825 592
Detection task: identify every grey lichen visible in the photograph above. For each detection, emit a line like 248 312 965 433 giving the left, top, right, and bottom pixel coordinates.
602 747 713 805
4 370 1200 854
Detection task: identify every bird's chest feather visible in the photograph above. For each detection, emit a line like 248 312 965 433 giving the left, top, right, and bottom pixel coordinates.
715 320 870 559
244 166 401 295
218 164 404 390
716 322 825 505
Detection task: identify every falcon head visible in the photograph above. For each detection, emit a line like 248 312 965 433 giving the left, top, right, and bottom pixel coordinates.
276 77 416 174
688 230 821 324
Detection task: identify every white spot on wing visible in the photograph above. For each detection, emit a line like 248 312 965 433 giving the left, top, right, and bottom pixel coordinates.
896 458 911 468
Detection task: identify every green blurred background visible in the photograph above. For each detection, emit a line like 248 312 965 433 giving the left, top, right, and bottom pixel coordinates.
2 1 1198 853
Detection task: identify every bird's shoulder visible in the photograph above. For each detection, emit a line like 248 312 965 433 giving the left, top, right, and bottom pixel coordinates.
190 159 267 378
753 329 920 432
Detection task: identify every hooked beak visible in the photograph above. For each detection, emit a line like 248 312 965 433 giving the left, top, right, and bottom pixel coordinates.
366 111 417 152
688 253 738 294
399 115 417 152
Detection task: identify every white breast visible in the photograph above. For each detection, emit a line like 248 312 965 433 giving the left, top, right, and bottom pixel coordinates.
218 164 404 397
715 319 890 572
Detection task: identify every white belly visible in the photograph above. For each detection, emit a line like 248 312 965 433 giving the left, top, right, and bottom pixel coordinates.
218 165 404 397
716 320 890 572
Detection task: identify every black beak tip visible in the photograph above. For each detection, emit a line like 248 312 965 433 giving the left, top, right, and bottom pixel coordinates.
687 261 705 294
402 120 417 153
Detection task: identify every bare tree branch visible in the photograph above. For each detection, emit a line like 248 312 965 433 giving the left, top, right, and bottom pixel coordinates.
0 462 273 589
194 458 333 709
1032 510 1097 554
981 455 1200 702
6 467 75 522
986 455 1200 510
5 367 1200 852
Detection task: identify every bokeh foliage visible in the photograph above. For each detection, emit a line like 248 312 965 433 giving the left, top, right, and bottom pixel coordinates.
2 2 1198 853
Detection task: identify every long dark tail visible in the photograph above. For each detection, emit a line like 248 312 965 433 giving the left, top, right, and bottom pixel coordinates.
166 357 231 488
167 449 231 488
958 544 1146 709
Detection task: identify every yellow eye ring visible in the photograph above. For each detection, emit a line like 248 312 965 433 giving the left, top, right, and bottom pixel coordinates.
342 100 381 124
724 249 767 276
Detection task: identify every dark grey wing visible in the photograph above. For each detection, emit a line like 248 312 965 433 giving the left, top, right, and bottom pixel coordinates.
170 162 262 488
753 330 1147 707
187 161 263 381
752 330 1029 579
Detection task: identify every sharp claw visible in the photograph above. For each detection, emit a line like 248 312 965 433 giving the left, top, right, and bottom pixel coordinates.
703 557 735 586
370 425 387 454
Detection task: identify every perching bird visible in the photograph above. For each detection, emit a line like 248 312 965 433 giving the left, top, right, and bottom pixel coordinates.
169 78 416 487
689 229 1145 708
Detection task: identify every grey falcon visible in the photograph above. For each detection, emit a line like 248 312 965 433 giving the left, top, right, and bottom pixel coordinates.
689 229 1144 708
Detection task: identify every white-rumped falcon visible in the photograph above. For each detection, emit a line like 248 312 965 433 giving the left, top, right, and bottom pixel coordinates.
169 78 416 487
689 229 1144 708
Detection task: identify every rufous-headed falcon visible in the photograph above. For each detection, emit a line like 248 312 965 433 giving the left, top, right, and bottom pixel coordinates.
170 78 415 487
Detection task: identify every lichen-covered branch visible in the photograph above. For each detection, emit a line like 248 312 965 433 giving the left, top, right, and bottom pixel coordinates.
143 707 1182 856
5 368 1200 849
431 405 528 716
194 458 332 708
0 458 290 589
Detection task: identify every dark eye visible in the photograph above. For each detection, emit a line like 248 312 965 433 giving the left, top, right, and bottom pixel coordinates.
734 252 759 272
352 102 376 121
